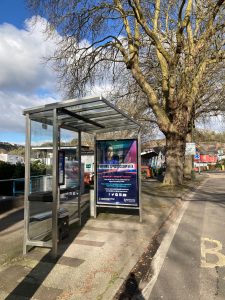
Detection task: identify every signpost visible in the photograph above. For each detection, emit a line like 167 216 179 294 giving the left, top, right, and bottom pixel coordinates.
218 149 224 162
185 143 196 155
194 153 201 174
218 149 223 156
194 153 200 160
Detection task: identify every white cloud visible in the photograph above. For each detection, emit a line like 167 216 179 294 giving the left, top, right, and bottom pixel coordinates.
0 16 127 141
196 116 225 133
0 16 60 93
0 16 61 135
0 90 58 133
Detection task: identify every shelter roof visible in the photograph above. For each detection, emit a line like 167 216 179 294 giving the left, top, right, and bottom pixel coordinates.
23 96 141 134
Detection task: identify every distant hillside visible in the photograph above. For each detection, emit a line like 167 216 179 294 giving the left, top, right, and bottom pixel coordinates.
0 142 25 156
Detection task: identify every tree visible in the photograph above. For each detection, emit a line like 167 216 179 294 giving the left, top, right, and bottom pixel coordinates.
0 161 15 180
28 0 224 185
30 160 47 176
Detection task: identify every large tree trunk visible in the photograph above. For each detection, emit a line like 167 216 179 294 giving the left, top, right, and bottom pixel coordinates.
163 132 186 185
184 155 193 179
184 132 193 179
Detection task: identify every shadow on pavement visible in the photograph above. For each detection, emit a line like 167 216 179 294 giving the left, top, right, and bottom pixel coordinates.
118 273 144 300
0 208 24 233
4 206 90 300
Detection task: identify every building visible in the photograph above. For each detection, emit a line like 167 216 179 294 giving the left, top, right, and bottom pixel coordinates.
0 153 24 164
193 150 218 170
199 152 218 164
141 147 166 168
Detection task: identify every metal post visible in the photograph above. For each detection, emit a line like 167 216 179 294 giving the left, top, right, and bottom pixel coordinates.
138 130 142 222
94 134 97 218
78 130 82 226
52 108 59 258
23 114 31 254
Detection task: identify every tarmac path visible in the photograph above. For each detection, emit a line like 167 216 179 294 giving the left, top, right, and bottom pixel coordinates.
0 207 24 265
144 173 225 300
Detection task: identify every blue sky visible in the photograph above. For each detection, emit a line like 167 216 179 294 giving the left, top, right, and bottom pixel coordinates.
0 0 31 29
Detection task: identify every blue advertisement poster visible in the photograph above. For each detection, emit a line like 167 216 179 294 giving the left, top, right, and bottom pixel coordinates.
58 150 65 185
96 139 139 207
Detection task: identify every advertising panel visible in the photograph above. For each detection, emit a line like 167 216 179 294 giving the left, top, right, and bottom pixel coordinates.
58 150 65 185
96 139 139 207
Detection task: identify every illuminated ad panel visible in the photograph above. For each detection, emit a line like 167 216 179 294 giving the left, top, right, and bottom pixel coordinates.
96 139 139 207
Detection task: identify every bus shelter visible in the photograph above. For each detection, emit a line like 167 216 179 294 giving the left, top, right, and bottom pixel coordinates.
23 96 141 257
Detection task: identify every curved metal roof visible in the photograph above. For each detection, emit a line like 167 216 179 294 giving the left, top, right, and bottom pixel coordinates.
23 96 141 133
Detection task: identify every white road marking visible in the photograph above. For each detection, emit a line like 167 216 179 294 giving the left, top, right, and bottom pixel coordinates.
201 237 225 268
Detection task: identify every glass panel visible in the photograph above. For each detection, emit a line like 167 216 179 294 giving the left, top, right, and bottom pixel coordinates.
81 132 94 192
28 120 53 241
59 129 81 223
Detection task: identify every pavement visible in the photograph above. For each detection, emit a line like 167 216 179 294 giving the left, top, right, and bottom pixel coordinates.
0 175 206 300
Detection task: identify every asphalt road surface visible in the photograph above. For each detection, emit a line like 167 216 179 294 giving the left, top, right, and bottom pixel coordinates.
146 173 225 300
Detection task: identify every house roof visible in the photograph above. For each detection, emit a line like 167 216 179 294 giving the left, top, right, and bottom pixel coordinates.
142 146 166 156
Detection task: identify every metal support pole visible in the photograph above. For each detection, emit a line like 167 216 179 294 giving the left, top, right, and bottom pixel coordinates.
52 108 59 258
23 114 31 254
94 134 97 218
78 130 82 226
138 130 142 222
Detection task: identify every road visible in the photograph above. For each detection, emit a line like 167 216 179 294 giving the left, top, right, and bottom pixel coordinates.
144 173 225 300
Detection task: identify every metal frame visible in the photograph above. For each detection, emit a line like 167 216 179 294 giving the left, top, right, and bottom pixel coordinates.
78 130 82 226
52 108 59 257
23 115 31 254
138 130 142 222
94 137 142 222
94 134 97 219
24 96 140 133
23 95 141 257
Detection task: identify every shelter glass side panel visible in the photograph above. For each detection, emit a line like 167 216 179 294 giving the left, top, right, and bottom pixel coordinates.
59 129 83 223
28 120 53 241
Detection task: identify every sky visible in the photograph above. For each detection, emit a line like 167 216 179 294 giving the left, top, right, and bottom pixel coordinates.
0 0 224 145
0 0 113 145
0 0 62 144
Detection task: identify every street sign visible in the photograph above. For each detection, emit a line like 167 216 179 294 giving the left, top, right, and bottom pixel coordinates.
218 149 224 155
185 143 196 155
194 153 200 160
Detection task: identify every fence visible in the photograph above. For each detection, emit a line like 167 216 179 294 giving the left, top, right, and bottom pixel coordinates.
0 176 53 196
